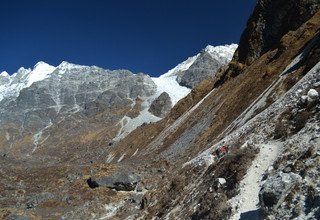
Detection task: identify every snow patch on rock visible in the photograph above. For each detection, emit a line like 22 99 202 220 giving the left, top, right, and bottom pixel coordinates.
151 75 191 107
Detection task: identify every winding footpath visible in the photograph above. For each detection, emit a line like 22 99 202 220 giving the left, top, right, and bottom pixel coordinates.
229 142 282 220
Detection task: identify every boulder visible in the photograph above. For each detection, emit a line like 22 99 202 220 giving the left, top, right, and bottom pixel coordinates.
307 89 319 100
87 171 141 191
218 178 226 185
259 172 300 212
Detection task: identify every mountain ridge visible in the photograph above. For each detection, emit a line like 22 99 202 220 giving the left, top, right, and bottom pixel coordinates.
0 43 236 160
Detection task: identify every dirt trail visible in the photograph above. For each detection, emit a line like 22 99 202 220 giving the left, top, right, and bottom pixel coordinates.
229 142 281 220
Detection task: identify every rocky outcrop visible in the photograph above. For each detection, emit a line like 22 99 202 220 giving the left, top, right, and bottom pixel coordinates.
177 52 221 88
148 92 172 117
259 173 300 212
234 0 320 65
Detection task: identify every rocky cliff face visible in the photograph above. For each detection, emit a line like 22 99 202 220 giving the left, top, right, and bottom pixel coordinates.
1 0 319 219
0 62 160 159
235 0 320 65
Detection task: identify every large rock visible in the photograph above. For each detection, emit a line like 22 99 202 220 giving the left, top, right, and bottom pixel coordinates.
259 172 300 212
148 92 172 118
87 171 141 191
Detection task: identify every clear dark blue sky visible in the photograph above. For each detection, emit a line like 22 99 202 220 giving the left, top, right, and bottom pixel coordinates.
0 0 256 77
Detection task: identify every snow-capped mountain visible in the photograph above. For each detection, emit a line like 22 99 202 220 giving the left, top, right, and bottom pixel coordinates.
0 43 236 158
0 44 237 103
160 44 237 88
1 0 320 219
0 62 55 101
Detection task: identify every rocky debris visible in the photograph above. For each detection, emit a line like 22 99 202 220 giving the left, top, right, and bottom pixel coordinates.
87 171 141 191
259 172 300 212
125 194 144 209
148 92 172 118
314 81 320 87
298 91 318 108
66 173 79 182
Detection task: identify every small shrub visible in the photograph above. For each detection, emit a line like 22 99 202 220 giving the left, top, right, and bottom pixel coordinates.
291 111 313 133
274 121 288 139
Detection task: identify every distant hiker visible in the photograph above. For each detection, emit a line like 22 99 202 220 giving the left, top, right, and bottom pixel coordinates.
215 145 229 158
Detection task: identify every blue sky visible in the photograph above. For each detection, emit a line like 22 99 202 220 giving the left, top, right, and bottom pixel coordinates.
0 0 256 77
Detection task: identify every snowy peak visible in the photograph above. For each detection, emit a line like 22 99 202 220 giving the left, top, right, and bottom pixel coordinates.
150 43 237 110
204 44 238 63
0 61 55 101
33 61 49 68
161 44 237 80
26 61 55 87
161 44 238 77
58 61 78 69
57 61 87 72
0 71 9 77
0 43 237 103
159 43 237 88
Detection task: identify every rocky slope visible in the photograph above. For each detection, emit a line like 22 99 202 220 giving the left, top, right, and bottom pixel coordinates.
90 1 320 219
1 0 320 219
0 44 236 219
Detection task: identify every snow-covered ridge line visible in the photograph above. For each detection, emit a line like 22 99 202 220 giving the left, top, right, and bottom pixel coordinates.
0 43 237 104
0 61 108 102
0 61 56 101
161 55 200 78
